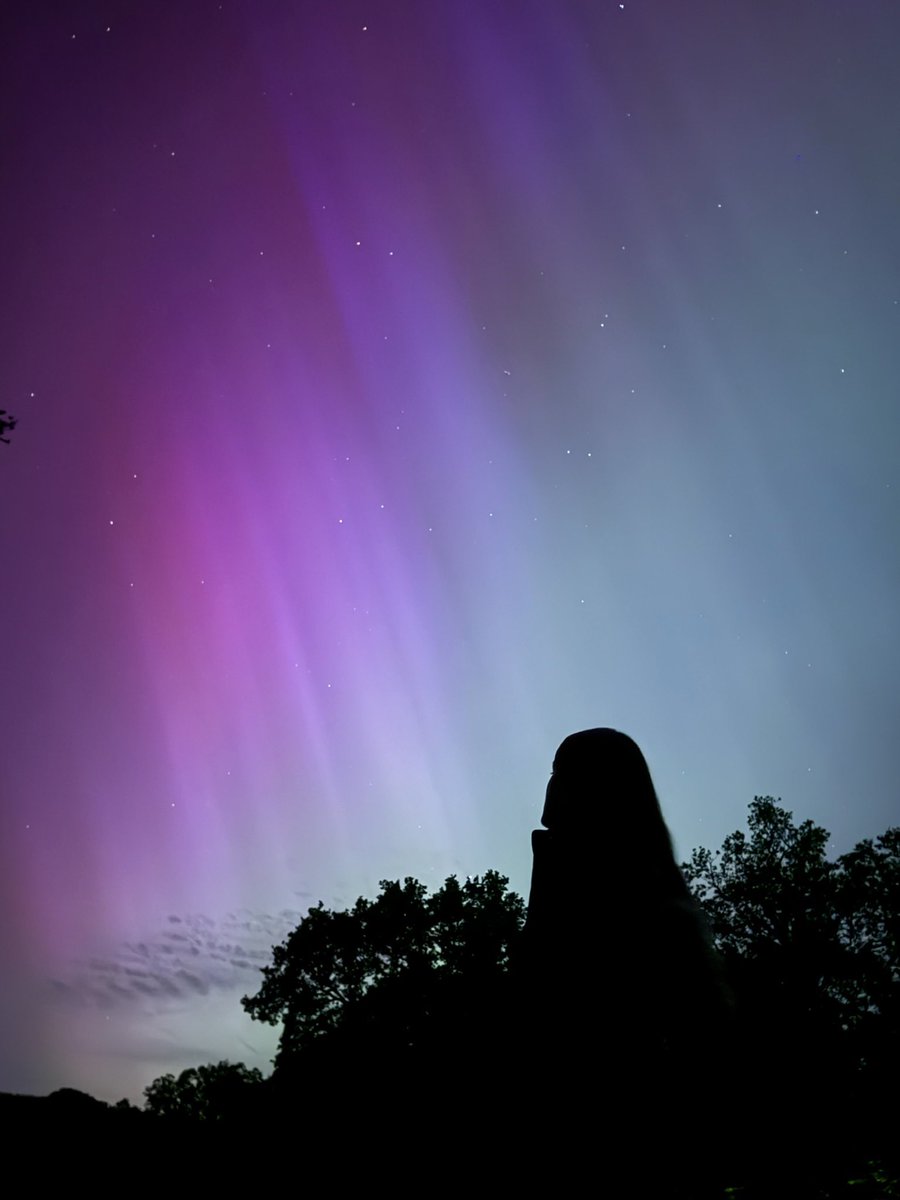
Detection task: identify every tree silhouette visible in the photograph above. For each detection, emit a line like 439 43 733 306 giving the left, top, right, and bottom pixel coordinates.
124 795 898 1192
682 797 900 1191
143 1060 263 1121
681 796 898 1041
242 871 525 1069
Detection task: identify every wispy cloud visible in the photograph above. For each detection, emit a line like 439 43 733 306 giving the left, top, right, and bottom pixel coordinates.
50 909 303 1012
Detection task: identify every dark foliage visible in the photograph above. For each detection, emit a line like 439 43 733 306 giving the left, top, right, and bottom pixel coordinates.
682 797 900 1194
682 797 899 1063
118 796 896 1194
142 1060 263 1121
241 870 525 1070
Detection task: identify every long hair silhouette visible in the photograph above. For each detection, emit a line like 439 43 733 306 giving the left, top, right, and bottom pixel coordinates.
524 728 708 958
519 728 732 1193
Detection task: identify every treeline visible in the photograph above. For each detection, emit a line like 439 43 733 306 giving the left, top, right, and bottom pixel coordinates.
141 798 898 1195
7 798 896 1196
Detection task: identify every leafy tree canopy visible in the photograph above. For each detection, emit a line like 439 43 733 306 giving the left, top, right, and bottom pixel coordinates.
241 871 526 1064
682 797 899 1189
681 796 899 1035
143 1060 263 1120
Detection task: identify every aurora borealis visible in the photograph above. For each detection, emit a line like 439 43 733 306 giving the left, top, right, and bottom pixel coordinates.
1 0 898 1103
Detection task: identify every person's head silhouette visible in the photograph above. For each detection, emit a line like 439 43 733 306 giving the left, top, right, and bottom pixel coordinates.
540 728 677 873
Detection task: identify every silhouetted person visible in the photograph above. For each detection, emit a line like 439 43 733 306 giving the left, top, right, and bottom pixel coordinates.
518 729 733 1195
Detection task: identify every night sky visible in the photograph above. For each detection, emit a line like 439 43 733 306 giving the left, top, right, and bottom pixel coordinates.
2 0 898 1104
